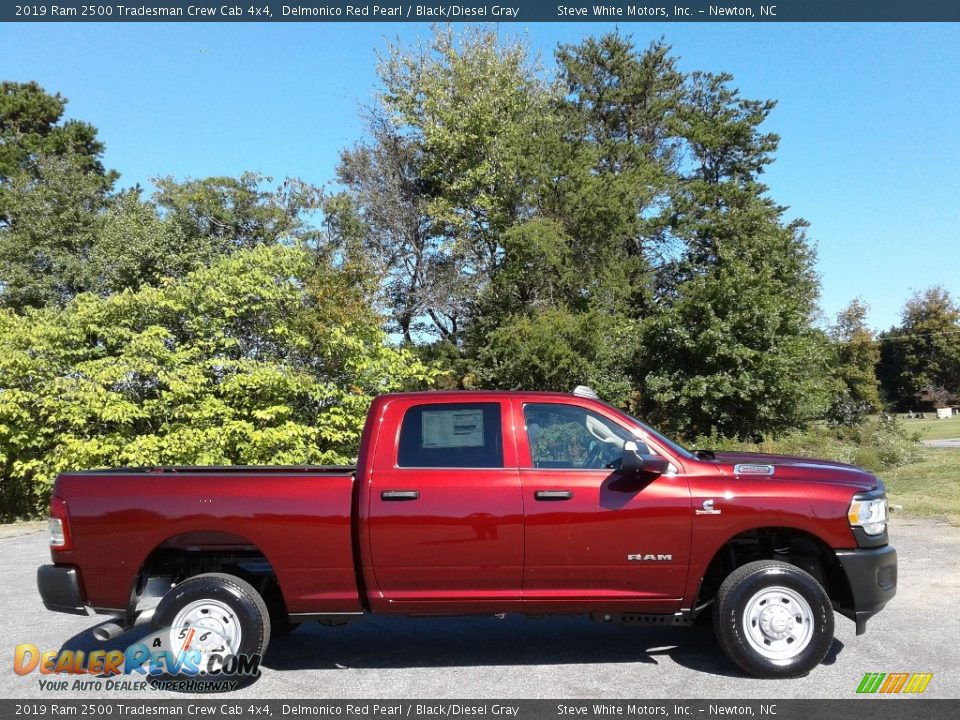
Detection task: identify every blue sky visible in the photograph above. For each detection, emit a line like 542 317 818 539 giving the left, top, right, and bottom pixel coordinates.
1 21 957 331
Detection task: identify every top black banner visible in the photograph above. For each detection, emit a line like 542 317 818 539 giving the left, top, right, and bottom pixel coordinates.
5 0 960 23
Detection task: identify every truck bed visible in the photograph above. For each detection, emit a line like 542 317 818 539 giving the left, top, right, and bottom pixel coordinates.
52 466 361 615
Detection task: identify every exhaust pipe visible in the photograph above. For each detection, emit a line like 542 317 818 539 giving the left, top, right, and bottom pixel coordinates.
93 622 126 641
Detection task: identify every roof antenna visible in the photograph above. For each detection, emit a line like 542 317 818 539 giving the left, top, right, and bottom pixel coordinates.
572 385 600 400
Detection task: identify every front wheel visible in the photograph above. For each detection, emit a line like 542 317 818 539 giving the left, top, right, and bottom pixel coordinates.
713 560 834 678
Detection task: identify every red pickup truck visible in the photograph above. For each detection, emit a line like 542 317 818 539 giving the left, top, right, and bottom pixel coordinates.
38 389 896 679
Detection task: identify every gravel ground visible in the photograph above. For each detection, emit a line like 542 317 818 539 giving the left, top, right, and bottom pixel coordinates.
2 517 957 700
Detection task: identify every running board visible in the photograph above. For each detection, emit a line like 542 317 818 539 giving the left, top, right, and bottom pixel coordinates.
288 612 364 626
591 610 694 626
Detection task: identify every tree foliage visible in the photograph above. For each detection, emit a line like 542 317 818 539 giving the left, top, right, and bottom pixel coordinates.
379 26 544 243
375 26 548 336
0 245 435 519
0 27 865 517
153 172 322 254
0 153 110 309
0 81 116 212
344 27 830 440
0 82 118 310
0 162 324 309
329 116 464 342
475 307 636 407
827 299 882 423
879 287 960 409
636 219 827 439
550 34 680 282
631 67 826 439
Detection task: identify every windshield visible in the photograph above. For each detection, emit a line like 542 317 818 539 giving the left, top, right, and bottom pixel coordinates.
601 402 696 461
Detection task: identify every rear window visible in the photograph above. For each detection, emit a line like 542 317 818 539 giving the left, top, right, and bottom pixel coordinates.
397 403 503 468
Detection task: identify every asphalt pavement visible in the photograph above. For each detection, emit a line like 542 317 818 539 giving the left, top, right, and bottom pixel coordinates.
2 518 958 700
923 438 960 449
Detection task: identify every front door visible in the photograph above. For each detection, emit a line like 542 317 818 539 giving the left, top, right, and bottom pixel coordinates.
519 400 692 612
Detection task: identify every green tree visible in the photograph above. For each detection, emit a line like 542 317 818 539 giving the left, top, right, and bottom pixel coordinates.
0 82 118 310
634 72 827 440
468 219 635 405
2 160 323 308
368 28 828 438
474 307 635 406
0 153 111 309
549 33 681 308
474 35 682 326
330 115 466 342
377 25 548 314
636 238 827 440
828 299 882 422
468 35 684 397
153 172 322 254
84 189 194 295
878 287 960 408
0 245 435 519
0 81 116 220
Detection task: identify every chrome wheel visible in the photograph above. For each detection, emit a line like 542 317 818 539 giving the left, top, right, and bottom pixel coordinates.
742 584 814 661
171 598 241 657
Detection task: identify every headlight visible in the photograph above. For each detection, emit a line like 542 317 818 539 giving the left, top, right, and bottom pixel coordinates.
848 494 888 536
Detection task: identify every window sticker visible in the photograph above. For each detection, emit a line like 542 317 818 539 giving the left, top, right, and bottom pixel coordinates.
422 409 485 448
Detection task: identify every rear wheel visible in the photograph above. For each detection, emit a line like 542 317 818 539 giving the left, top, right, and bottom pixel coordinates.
713 560 833 678
150 573 270 689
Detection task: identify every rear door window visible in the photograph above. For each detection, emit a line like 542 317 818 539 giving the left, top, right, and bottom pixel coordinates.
398 403 503 468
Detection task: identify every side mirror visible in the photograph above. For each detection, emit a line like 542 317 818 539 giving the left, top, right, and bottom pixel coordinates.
621 441 642 474
621 441 670 477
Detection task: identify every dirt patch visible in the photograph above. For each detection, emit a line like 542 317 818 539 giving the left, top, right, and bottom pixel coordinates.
0 520 46 539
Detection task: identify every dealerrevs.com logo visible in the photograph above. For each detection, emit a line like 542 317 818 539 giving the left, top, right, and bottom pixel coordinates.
856 672 933 694
13 625 262 693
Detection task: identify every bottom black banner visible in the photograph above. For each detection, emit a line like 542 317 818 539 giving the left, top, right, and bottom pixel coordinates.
2 700 958 720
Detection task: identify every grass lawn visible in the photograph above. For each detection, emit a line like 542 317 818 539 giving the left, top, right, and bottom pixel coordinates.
898 412 960 441
883 448 960 525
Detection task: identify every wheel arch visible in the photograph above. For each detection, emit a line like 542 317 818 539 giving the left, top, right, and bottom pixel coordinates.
128 530 289 626
691 526 853 616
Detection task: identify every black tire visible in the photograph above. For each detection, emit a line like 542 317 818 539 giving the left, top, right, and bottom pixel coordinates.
713 560 834 678
150 572 271 690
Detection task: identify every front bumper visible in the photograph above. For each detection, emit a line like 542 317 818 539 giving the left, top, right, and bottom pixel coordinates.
834 544 897 634
37 564 88 616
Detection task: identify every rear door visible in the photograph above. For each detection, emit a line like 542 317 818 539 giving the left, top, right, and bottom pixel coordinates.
518 400 692 612
366 398 523 611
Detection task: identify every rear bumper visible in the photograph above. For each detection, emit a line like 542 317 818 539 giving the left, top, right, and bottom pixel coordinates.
37 565 88 615
834 545 897 634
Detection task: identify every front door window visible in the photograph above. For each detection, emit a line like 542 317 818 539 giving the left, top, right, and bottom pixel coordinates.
523 403 649 470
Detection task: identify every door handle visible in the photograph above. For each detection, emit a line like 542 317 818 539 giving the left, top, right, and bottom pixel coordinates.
381 490 420 501
535 490 573 501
